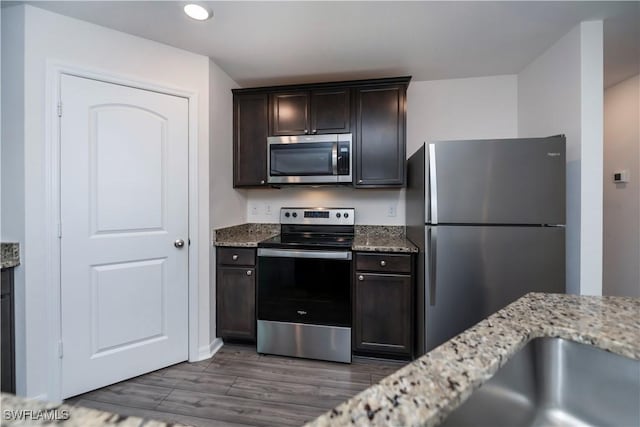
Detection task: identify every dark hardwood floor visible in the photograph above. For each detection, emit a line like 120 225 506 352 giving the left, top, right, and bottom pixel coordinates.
65 344 406 427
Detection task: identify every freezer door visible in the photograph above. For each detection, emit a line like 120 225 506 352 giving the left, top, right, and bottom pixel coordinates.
429 136 565 225
425 225 565 352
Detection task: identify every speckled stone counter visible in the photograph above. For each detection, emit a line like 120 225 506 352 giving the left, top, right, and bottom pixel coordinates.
1 242 20 269
0 393 179 426
214 223 418 253
213 223 279 247
306 293 640 427
353 226 418 253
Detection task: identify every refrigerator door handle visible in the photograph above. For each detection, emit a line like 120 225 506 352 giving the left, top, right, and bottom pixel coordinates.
428 226 437 306
428 144 438 224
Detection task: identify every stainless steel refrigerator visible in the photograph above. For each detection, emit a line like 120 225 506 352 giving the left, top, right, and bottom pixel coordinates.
406 136 566 355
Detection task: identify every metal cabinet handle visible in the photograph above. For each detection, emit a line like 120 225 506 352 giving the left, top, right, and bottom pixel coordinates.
380 260 386 267
358 275 364 281
246 270 253 276
358 180 363 184
260 180 265 185
429 227 438 306
174 239 185 248
312 129 317 134
232 254 239 261
304 129 309 134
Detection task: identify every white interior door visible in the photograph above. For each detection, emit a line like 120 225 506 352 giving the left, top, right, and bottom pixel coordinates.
60 74 189 398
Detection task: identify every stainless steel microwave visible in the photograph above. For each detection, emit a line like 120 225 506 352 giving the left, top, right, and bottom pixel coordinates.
267 134 352 184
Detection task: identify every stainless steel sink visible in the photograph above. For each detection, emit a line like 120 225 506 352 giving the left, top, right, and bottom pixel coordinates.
441 338 640 427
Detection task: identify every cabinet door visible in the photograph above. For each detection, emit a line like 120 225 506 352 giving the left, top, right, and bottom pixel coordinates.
1 269 15 393
217 267 256 341
355 85 406 187
270 92 310 136
234 93 269 187
354 272 412 357
310 89 350 134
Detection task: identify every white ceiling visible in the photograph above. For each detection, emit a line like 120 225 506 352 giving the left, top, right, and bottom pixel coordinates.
20 1 640 87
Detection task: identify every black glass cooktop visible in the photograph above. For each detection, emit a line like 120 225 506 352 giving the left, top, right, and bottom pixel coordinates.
259 233 353 250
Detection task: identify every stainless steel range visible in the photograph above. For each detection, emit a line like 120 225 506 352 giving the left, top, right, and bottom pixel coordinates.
257 207 355 363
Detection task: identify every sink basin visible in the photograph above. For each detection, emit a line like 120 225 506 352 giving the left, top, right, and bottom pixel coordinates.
441 338 640 427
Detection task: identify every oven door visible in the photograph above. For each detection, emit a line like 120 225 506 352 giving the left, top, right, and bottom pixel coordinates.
267 135 339 184
257 248 352 327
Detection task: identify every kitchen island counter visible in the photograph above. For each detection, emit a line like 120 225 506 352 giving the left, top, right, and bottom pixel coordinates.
306 292 640 427
0 393 181 427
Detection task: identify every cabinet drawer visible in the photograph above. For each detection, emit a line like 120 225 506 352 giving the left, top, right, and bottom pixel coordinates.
217 247 256 266
355 253 411 273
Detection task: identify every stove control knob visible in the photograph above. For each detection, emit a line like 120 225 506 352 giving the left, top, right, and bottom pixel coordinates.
292 212 298 218
344 212 349 218
336 213 341 218
285 212 290 218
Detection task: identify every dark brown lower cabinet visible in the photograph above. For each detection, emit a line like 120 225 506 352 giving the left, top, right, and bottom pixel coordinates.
216 248 256 342
1 268 16 393
354 253 414 359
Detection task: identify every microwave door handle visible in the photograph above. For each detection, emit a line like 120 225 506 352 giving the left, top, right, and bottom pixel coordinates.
332 143 338 175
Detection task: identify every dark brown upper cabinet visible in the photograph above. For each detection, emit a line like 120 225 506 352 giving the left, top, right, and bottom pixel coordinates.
310 89 350 134
233 92 269 187
232 77 410 189
270 89 350 136
270 91 309 136
355 84 407 187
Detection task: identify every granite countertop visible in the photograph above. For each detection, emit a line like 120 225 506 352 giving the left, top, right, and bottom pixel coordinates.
0 393 180 426
353 226 418 253
213 223 279 247
1 242 20 269
306 293 640 427
214 223 418 253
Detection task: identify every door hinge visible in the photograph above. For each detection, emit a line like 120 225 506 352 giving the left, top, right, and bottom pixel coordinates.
58 341 63 358
57 222 62 238
57 102 63 117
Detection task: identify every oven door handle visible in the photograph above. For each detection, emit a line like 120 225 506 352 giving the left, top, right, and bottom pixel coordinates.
258 248 352 260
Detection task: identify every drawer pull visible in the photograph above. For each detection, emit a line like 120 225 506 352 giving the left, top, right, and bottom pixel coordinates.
380 260 387 267
358 275 364 281
232 254 239 261
246 270 253 276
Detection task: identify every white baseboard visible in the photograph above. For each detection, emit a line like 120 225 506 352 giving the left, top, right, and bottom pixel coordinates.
194 338 224 361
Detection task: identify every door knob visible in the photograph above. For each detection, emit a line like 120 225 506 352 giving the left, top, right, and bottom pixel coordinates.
380 260 387 267
174 239 185 248
358 275 364 281
304 129 309 134
312 129 317 134
232 254 239 261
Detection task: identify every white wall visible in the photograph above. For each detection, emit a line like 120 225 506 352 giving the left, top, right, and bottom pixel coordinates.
518 21 604 296
208 60 247 339
209 62 246 230
1 5 211 400
246 75 519 224
1 4 27 397
406 75 518 157
603 74 640 297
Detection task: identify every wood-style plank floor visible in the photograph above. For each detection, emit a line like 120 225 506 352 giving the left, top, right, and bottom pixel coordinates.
65 344 407 427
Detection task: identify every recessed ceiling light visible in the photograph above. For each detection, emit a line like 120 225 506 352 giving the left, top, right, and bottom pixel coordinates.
184 4 211 21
